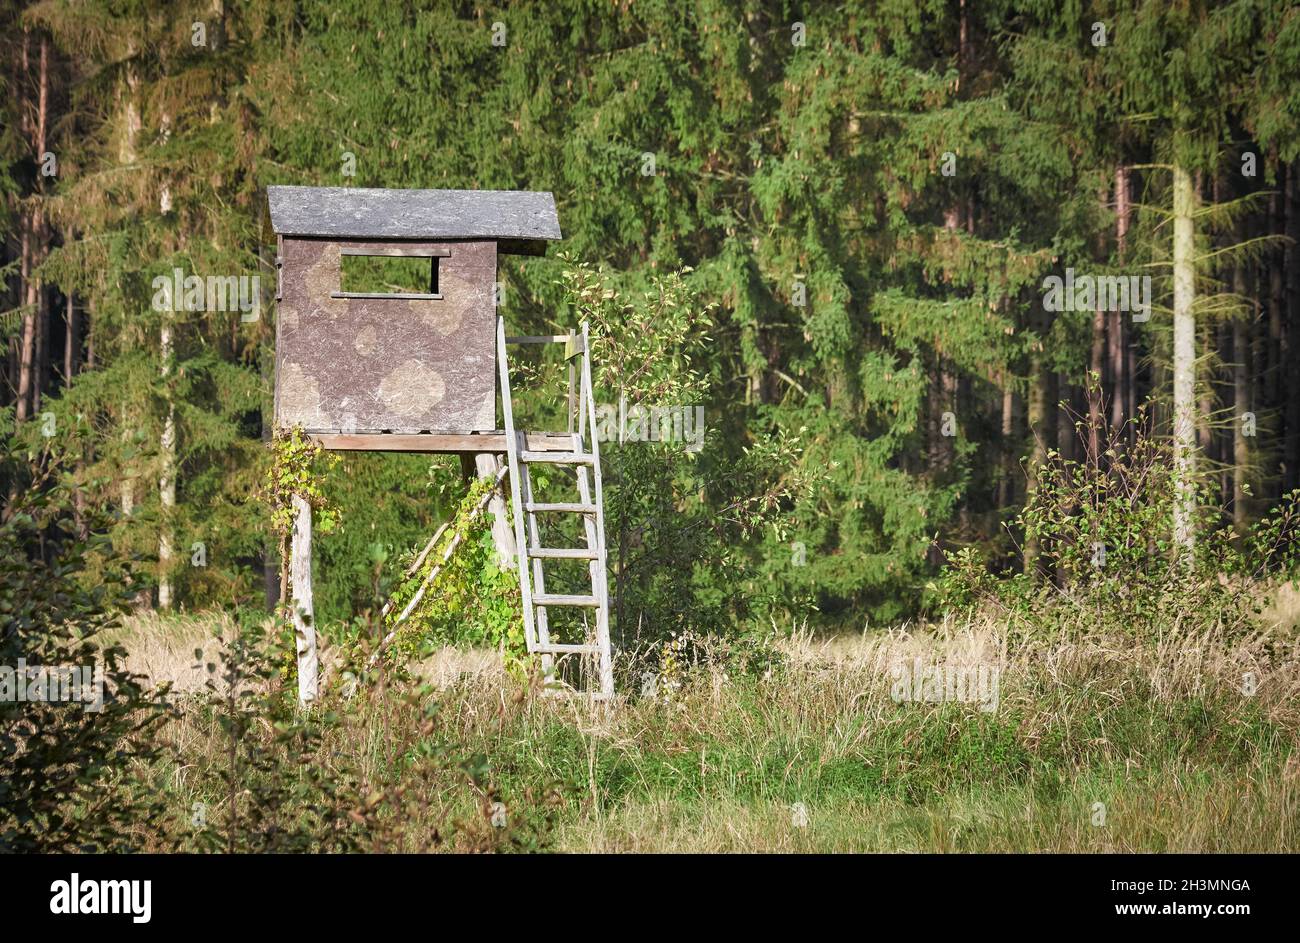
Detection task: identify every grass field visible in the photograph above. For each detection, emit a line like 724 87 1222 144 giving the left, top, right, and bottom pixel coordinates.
110 609 1300 853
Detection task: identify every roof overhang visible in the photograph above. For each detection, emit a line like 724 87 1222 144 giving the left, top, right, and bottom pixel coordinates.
266 186 561 254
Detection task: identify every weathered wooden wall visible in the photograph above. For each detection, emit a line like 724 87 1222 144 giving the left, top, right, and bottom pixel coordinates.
274 238 497 433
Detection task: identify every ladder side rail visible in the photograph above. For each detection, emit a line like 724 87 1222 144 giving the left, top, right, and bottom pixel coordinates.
573 458 605 693
497 316 538 652
521 463 554 678
579 321 615 698
567 329 576 436
577 335 589 446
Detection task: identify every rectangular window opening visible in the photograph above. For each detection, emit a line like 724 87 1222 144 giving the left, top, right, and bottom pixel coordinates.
334 251 443 299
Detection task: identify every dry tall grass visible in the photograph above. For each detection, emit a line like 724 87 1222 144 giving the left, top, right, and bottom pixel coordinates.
115 608 1300 852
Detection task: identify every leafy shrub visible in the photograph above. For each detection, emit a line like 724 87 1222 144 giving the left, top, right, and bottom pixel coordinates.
0 480 169 852
553 258 817 645
175 617 564 853
938 404 1300 639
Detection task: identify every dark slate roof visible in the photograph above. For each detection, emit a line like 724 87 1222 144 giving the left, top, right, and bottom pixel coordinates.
267 186 562 242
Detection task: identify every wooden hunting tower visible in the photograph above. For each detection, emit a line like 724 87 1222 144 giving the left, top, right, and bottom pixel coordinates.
267 185 614 703
268 185 561 446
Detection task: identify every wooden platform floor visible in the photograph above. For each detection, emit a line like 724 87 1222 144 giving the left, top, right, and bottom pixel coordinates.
308 430 576 453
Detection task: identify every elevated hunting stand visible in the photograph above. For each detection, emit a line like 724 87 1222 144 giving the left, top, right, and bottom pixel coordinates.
268 186 613 702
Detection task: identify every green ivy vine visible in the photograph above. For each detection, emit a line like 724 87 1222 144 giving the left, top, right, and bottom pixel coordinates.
266 427 341 536
381 477 527 679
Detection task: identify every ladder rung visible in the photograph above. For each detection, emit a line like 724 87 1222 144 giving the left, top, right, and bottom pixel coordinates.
529 546 598 559
520 450 594 465
533 593 599 607
533 643 601 654
525 502 597 514
505 334 583 347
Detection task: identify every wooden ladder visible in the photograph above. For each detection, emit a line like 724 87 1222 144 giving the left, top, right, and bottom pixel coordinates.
497 317 614 699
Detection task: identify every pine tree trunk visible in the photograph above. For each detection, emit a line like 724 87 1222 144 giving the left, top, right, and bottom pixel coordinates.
34 266 47 416
998 372 1014 509
1124 331 1136 444
119 63 139 519
15 216 36 423
158 318 176 609
1198 339 1214 460
1215 320 1231 507
1232 308 1250 532
14 33 37 424
1088 181 1109 464
32 35 48 416
1089 306 1105 463
1172 162 1197 553
1056 373 1074 463
1107 307 1124 431
1284 160 1300 494
63 293 75 382
1110 165 1130 434
1024 349 1054 575
1267 180 1284 488
931 190 962 482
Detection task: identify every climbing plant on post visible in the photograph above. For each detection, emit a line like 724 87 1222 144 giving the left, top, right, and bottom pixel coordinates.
267 427 340 706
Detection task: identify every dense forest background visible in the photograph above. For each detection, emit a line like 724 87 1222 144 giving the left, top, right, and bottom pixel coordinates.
3 0 1300 637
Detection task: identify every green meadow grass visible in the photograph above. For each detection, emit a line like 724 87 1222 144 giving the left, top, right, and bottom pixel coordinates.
115 615 1300 853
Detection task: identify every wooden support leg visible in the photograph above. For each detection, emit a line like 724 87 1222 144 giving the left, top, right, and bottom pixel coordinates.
291 493 318 706
475 452 517 569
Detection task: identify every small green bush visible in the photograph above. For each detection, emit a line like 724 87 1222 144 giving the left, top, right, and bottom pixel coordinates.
938 404 1300 640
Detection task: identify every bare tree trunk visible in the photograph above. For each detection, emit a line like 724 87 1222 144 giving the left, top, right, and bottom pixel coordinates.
1089 305 1105 463
63 293 75 382
1107 307 1123 431
15 217 36 423
1024 349 1054 575
1124 166 1138 445
998 373 1013 509
158 317 176 609
930 193 962 483
1285 160 1300 494
118 63 139 518
1268 180 1284 463
34 270 47 416
1232 199 1254 532
35 34 47 169
1206 175 1224 497
1172 162 1197 554
1087 182 1109 463
1232 308 1250 532
1110 165 1130 434
1198 350 1215 458
1215 320 1230 507
1056 373 1074 464
31 35 48 415
14 32 36 423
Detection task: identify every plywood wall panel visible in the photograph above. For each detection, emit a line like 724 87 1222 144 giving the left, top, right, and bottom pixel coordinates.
274 238 497 433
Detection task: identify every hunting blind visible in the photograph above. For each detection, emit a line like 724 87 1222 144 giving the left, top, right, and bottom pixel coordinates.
268 186 613 702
